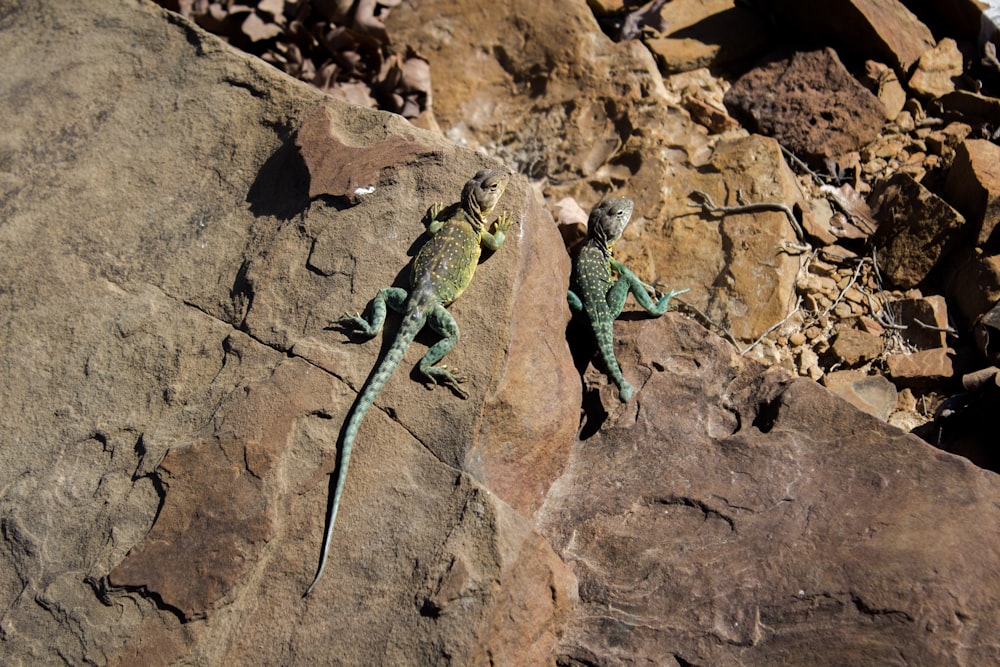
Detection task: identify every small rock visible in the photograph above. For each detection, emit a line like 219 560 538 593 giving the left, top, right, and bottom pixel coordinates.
864 60 907 120
797 344 822 379
896 387 918 412
937 90 1000 126
789 331 807 346
908 38 963 98
831 328 883 366
870 172 967 288
886 348 955 384
823 370 897 421
944 139 1000 248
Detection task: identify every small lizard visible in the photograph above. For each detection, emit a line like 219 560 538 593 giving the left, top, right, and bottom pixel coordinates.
305 169 513 596
567 197 687 403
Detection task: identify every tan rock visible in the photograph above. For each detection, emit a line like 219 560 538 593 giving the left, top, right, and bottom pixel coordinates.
945 248 1000 326
908 38 964 98
646 0 769 73
823 369 898 420
888 294 950 350
864 60 907 120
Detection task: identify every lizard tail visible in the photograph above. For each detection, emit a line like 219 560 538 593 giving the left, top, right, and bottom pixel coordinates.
593 314 633 403
305 308 426 596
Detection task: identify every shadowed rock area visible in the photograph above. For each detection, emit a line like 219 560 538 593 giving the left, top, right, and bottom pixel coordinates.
2 0 1000 665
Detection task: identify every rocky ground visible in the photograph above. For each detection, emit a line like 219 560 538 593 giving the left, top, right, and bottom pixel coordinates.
163 0 1000 470
2 0 1000 665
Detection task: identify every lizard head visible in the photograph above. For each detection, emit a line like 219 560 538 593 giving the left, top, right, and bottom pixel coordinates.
588 197 634 252
462 169 510 223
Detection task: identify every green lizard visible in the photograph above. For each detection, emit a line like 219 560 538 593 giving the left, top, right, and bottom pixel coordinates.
305 169 513 596
567 197 688 403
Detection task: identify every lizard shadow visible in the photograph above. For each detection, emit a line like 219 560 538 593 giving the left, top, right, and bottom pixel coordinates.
566 314 610 439
245 134 311 221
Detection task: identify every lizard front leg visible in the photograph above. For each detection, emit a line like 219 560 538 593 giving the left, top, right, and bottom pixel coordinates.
337 287 408 336
481 211 513 251
419 303 469 398
426 202 447 235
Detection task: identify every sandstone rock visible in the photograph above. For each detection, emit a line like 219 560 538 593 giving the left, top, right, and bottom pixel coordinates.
909 38 964 98
0 1 578 663
945 139 1000 248
753 0 935 71
886 347 955 383
830 328 884 365
645 0 769 73
823 369 898 420
870 172 967 288
541 314 1000 665
724 48 886 167
864 60 907 120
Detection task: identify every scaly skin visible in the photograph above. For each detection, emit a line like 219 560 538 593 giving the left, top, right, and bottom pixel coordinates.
567 198 688 403
305 169 513 596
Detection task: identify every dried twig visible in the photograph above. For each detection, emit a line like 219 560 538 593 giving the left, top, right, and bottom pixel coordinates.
913 318 959 337
689 189 805 241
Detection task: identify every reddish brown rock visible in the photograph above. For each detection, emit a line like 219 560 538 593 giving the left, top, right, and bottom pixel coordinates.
830 328 884 366
541 315 1000 665
870 172 968 288
754 0 935 71
0 1 580 664
886 347 955 383
945 139 1000 248
724 48 886 167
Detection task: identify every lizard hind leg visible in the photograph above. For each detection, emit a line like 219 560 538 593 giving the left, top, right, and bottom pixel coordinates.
419 303 469 398
338 287 408 336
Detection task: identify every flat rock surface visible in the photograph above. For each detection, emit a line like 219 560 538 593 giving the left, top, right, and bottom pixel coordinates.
541 314 1000 666
0 1 577 664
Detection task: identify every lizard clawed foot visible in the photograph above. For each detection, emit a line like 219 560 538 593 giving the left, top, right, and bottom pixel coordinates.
422 365 469 399
334 313 376 336
655 287 690 311
493 210 514 234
